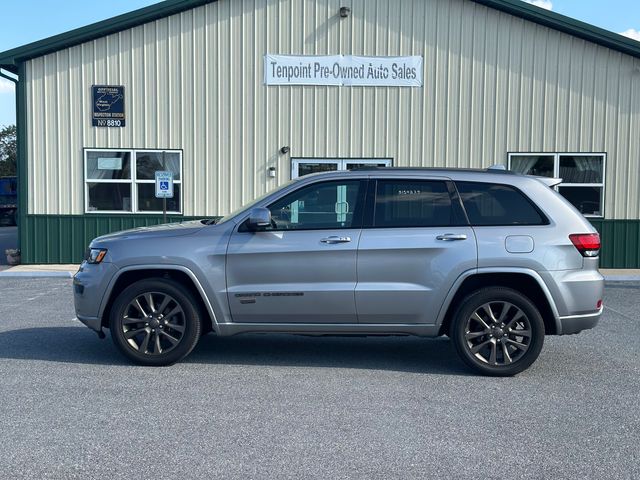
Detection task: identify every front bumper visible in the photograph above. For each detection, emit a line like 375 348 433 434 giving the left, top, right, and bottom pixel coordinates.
558 306 603 335
73 261 119 331
76 315 102 332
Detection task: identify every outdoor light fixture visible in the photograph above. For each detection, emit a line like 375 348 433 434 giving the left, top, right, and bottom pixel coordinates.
280 146 290 154
268 166 277 178
339 6 350 18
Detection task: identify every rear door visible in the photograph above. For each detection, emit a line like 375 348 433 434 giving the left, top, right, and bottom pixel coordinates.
356 178 477 324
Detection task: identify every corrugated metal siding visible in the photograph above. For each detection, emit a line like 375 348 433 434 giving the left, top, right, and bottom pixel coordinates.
24 0 640 218
590 219 640 268
21 215 202 264
20 215 637 267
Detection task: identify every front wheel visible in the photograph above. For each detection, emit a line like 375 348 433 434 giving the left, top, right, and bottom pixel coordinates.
109 279 202 366
451 287 545 376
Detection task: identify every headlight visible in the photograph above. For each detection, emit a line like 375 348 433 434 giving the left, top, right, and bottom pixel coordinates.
86 248 108 264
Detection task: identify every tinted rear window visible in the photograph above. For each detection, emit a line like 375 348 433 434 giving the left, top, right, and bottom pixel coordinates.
456 182 546 226
374 180 456 227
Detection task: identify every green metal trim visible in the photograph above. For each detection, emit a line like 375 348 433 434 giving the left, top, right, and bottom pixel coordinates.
16 63 27 259
589 219 640 269
18 215 640 268
21 214 207 264
0 0 216 72
471 0 640 59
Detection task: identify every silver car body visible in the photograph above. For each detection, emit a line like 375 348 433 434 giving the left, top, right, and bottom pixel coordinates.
74 169 604 338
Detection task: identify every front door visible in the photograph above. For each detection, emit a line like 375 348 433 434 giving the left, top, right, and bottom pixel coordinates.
226 178 368 323
356 178 477 324
291 158 392 178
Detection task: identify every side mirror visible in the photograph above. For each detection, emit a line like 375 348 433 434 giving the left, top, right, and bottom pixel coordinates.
246 207 272 231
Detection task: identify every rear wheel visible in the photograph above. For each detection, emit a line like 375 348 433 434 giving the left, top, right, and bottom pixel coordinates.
451 287 545 376
109 279 202 366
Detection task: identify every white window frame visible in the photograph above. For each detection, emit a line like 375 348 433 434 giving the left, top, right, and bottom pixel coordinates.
84 148 183 214
507 152 606 218
291 158 392 179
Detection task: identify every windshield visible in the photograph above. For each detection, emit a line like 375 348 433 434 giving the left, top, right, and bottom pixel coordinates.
215 178 299 225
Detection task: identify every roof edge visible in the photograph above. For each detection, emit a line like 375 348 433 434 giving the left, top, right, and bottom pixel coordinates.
472 0 640 59
0 0 215 73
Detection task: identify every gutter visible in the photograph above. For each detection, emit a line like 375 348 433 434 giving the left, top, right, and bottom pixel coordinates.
0 69 18 85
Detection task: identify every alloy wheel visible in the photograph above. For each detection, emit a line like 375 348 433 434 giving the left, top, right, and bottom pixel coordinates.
464 301 532 366
121 292 186 355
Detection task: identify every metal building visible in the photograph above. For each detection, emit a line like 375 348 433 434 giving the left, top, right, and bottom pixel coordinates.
0 0 639 265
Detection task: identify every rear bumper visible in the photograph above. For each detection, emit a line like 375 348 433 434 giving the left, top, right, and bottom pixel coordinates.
558 306 603 335
540 268 604 316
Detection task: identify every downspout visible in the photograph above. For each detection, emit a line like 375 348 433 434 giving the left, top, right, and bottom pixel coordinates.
0 67 23 262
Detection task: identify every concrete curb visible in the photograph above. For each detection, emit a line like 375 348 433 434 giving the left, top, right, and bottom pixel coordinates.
604 276 640 282
0 271 74 278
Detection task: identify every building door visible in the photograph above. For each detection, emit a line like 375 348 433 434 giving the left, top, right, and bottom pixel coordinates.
291 158 392 178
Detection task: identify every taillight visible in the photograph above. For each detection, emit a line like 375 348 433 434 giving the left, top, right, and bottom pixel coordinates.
569 233 601 257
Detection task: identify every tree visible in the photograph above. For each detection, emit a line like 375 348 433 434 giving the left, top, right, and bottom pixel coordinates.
0 125 17 177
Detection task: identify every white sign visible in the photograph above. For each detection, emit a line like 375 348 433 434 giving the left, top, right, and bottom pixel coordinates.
98 157 122 170
265 55 423 87
155 171 174 199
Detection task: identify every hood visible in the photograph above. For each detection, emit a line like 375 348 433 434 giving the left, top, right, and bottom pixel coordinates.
92 220 207 244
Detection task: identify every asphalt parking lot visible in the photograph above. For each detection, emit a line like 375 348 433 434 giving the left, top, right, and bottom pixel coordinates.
0 278 638 479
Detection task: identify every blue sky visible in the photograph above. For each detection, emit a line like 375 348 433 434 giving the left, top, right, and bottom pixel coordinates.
1 0 639 126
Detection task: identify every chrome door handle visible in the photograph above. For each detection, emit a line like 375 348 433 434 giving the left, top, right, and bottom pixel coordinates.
436 234 467 241
320 236 352 244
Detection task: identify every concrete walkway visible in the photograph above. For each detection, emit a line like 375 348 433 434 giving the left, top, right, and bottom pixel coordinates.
600 269 640 282
0 264 79 278
0 265 639 281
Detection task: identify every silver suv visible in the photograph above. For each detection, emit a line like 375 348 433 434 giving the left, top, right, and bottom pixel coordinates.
74 168 604 376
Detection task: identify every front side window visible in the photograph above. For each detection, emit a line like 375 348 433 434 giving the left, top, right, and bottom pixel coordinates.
267 180 365 230
373 180 458 227
85 149 182 213
456 182 546 226
509 153 605 217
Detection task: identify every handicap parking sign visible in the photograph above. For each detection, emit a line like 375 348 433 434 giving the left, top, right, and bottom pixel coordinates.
155 171 174 198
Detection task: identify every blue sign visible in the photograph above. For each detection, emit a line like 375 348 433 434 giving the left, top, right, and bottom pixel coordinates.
92 85 125 127
155 171 174 199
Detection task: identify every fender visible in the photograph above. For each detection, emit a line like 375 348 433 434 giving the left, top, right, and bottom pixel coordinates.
98 264 221 332
435 267 562 333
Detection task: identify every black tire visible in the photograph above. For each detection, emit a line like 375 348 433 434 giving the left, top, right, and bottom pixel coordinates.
109 278 202 366
451 287 545 376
